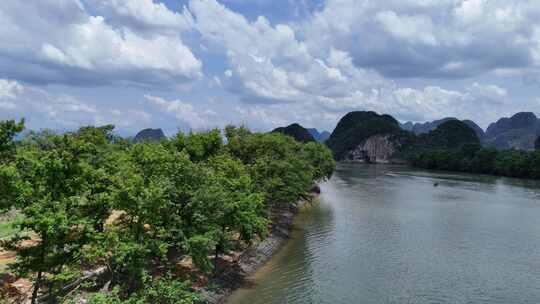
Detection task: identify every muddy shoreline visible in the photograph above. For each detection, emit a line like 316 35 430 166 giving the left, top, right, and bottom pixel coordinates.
200 195 314 304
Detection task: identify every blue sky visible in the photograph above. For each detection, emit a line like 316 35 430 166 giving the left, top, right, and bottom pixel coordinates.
1 0 540 136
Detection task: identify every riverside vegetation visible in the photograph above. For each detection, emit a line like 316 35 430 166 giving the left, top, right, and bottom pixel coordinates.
401 118 540 179
322 111 540 180
0 120 335 304
408 144 540 179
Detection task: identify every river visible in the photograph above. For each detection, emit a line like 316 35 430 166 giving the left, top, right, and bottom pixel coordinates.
227 164 540 304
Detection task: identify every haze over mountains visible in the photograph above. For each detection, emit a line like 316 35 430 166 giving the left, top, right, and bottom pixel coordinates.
484 112 539 150
307 129 331 143
269 111 540 153
130 111 539 152
267 110 540 164
400 118 485 140
401 112 540 150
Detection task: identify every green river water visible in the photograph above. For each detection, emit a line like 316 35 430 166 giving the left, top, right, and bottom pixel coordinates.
228 164 540 304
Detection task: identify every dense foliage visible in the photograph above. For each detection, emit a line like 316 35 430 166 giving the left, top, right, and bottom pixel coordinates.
404 120 540 179
271 123 316 143
409 144 540 179
412 120 480 151
0 122 335 303
0 119 24 164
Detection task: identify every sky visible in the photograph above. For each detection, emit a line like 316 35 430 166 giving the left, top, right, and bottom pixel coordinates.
1 0 540 136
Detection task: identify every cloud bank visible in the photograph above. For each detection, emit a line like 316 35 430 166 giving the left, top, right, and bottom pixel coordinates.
1 0 539 133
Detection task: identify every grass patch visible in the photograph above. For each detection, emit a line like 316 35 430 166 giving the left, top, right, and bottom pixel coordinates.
0 210 21 239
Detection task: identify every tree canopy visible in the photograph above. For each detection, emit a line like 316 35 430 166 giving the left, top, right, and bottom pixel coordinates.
0 121 335 303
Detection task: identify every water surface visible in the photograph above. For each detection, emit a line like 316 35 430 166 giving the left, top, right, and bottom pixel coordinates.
228 164 540 304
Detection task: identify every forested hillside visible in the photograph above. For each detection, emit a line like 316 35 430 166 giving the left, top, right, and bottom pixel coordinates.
271 123 316 143
0 120 335 303
412 120 480 151
133 128 166 143
325 111 407 160
409 144 540 179
408 122 540 179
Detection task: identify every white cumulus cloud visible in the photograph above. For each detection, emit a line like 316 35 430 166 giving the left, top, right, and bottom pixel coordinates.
0 0 201 86
145 95 218 130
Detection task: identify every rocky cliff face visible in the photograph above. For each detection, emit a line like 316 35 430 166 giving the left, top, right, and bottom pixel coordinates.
486 112 538 136
346 135 397 163
326 111 403 160
484 112 539 150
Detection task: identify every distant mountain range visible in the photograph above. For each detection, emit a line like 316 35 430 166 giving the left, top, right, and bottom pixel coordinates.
127 112 539 153
400 117 484 139
307 128 331 142
401 112 540 150
484 112 539 150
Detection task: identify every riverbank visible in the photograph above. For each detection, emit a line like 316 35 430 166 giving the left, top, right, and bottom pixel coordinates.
200 192 316 304
219 165 540 304
0 195 315 303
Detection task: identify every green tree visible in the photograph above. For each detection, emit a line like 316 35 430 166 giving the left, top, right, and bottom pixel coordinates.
0 123 336 302
0 119 24 164
1 128 116 303
172 129 223 162
300 142 335 182
187 154 267 272
225 126 334 206
88 275 198 304
0 119 25 212
100 142 198 289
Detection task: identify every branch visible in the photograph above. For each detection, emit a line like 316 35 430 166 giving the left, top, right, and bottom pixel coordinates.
36 266 107 303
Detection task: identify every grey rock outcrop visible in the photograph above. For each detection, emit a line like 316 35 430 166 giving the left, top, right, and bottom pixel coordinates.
484 112 539 150
347 135 397 163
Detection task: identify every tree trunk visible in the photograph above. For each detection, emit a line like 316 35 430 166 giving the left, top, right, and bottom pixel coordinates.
213 246 219 274
31 271 42 304
32 232 47 304
36 267 107 303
